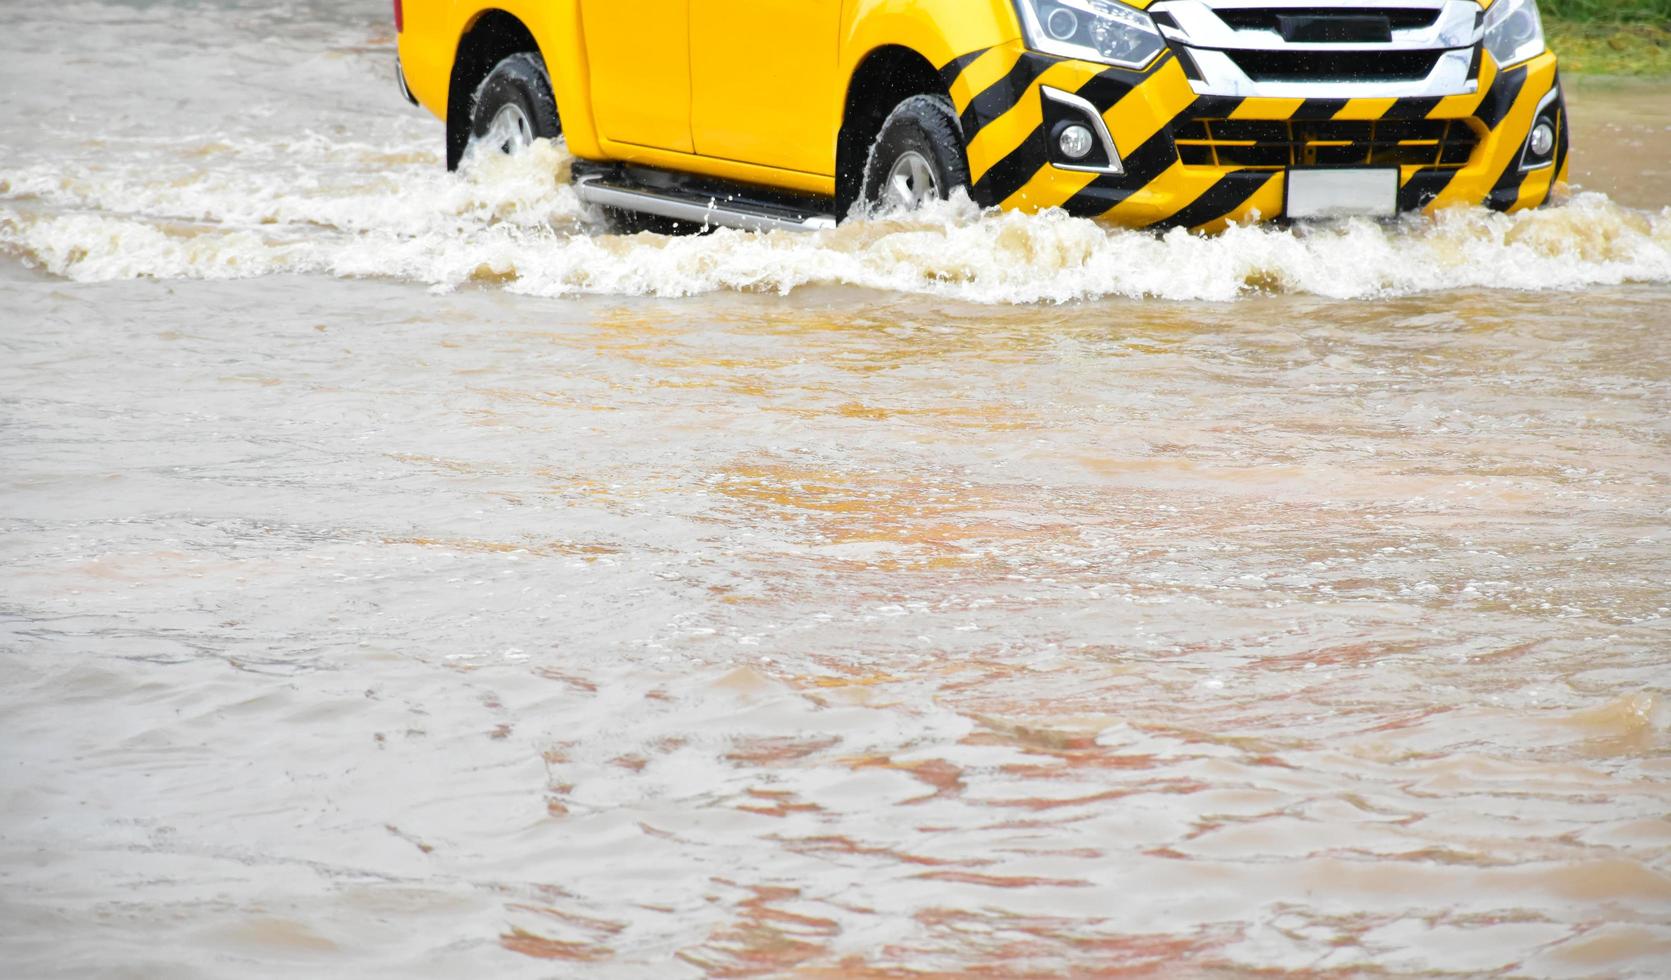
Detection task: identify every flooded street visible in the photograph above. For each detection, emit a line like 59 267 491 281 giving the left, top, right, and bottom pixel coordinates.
3 3 1670 978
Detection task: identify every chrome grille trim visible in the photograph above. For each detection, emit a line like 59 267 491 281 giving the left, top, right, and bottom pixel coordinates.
1151 0 1485 99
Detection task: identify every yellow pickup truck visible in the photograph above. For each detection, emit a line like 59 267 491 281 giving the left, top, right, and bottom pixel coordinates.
393 0 1567 232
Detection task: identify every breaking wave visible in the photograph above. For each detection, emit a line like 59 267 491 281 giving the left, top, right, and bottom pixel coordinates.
3 138 1669 304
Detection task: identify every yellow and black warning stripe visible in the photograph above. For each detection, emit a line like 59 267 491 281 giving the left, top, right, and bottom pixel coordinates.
1399 64 1527 211
939 43 1566 230
937 48 991 93
941 45 1195 213
1485 73 1566 211
958 51 1063 145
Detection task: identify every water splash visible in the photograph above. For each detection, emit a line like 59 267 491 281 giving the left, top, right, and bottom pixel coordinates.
6 137 1668 303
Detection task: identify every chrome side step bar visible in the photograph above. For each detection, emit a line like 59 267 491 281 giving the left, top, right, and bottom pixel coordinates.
571 163 838 234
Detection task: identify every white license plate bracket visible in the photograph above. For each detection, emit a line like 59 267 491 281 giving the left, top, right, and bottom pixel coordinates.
1285 168 1399 220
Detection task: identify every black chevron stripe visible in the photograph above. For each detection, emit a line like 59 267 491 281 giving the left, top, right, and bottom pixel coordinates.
939 48 990 91
1485 164 1528 211
1474 66 1527 130
971 127 1054 206
1186 95 1243 119
1292 98 1348 120
1058 127 1182 218
1073 52 1175 110
959 53 1055 145
1074 71 1144 112
1485 148 1530 212
971 57 1182 209
1382 97 1443 120
1057 94 1244 218
1149 170 1277 230
1480 69 1537 211
1397 167 1459 212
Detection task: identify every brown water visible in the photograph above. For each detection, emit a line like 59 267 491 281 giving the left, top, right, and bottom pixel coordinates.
3 3 1670 978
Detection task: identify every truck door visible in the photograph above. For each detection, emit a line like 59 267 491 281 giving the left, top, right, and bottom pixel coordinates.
579 0 693 152
689 0 842 175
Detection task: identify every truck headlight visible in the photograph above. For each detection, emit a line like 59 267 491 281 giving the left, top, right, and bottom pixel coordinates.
1014 0 1167 70
1483 0 1545 68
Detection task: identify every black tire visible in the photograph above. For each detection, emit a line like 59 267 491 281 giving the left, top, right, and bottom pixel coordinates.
859 94 971 215
464 52 561 162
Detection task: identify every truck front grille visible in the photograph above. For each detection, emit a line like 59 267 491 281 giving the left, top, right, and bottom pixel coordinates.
1217 49 1447 84
1211 7 1442 34
1150 0 1484 99
1171 117 1481 169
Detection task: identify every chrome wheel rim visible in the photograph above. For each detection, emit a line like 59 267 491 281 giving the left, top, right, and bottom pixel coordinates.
488 103 534 155
884 151 939 211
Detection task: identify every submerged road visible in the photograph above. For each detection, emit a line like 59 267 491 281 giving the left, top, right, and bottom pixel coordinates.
2 1 1670 976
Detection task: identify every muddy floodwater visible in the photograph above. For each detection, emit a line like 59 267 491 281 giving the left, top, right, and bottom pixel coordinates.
3 3 1670 978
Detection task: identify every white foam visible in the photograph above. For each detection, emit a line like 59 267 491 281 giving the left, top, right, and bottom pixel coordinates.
4 138 1669 303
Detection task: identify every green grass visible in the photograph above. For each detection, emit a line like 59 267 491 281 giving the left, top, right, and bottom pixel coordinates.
1540 0 1671 75
1540 0 1670 23
1547 17 1671 75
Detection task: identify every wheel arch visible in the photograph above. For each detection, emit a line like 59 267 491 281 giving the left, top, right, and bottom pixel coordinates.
833 0 1018 213
446 9 543 170
835 45 950 216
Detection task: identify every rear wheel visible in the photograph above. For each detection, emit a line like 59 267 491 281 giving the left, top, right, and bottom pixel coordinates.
466 52 561 160
860 95 971 215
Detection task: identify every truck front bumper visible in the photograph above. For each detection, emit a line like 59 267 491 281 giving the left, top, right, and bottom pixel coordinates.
944 44 1568 231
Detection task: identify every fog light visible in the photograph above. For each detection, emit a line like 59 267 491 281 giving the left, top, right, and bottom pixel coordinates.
1058 124 1095 160
1529 121 1555 158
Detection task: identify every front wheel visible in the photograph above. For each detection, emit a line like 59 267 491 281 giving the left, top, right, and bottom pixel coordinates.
860 95 971 215
466 52 561 161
